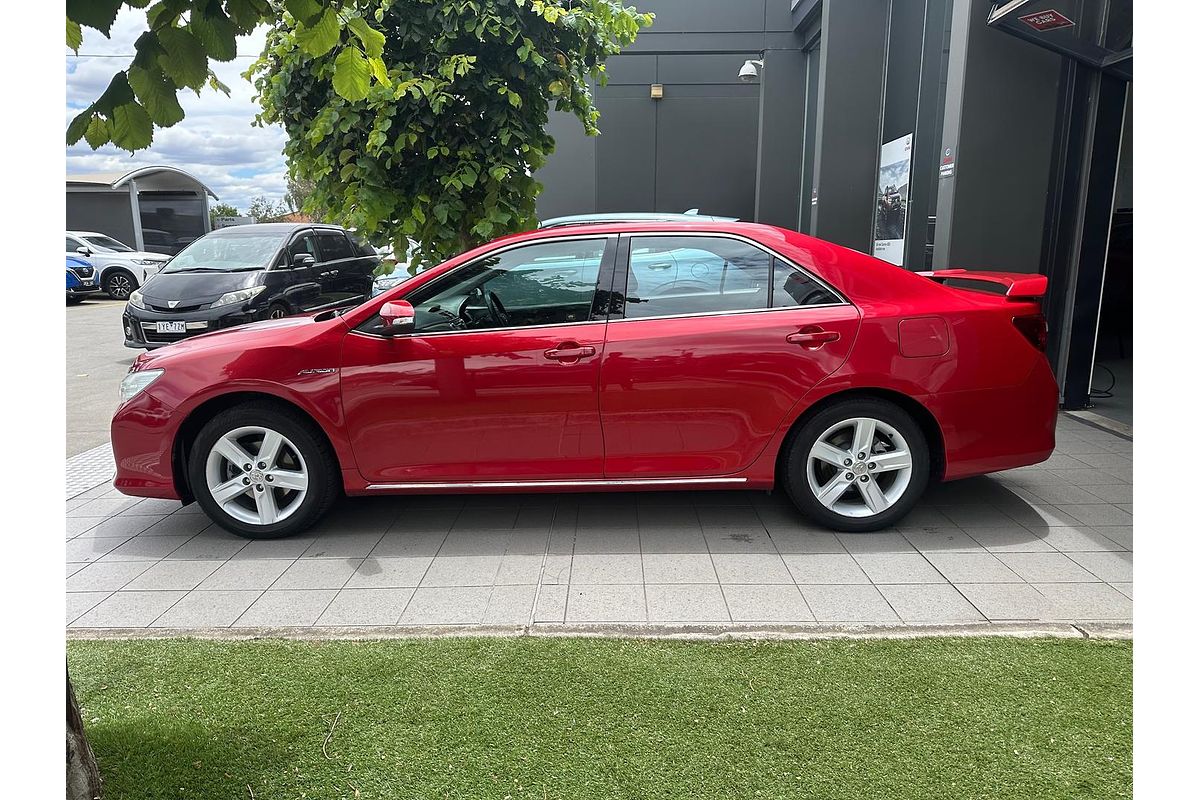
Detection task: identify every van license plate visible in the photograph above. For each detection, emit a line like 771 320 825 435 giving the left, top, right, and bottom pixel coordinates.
156 321 186 334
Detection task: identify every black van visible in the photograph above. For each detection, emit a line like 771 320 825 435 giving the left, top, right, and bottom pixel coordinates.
122 223 380 349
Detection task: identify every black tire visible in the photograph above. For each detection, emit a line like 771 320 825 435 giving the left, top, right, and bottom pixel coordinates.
104 269 138 300
66 296 84 305
267 302 290 320
187 402 339 539
780 398 930 533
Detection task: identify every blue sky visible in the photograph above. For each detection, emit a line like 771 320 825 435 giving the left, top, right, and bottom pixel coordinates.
65 8 287 212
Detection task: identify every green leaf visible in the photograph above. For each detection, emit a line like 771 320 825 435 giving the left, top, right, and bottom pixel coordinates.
295 8 340 57
111 102 154 151
65 108 94 145
83 115 110 149
66 0 123 35
91 72 135 114
127 65 185 126
348 17 386 59
157 27 209 89
66 19 83 52
368 57 391 87
189 8 238 62
333 47 371 102
284 0 324 26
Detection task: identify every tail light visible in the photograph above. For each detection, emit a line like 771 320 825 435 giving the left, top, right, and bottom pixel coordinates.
1013 313 1048 352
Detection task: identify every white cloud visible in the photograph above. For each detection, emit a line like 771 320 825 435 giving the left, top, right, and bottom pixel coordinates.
65 8 287 211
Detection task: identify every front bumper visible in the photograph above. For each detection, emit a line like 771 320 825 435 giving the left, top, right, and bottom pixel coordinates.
67 284 101 298
111 389 183 499
123 302 268 349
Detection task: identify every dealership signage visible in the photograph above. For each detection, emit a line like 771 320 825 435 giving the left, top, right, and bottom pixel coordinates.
1018 9 1075 32
873 133 913 267
214 216 256 229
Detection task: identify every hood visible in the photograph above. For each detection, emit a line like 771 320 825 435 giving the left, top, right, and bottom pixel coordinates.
140 270 264 305
128 250 170 262
139 314 337 362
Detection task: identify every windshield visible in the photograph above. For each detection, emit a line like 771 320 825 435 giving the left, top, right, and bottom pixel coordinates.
82 234 133 252
162 233 283 273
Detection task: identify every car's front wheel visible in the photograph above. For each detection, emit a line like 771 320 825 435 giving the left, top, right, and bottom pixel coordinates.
188 403 339 539
104 269 137 300
781 398 929 532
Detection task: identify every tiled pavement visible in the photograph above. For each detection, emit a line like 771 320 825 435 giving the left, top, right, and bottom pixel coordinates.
66 415 1132 631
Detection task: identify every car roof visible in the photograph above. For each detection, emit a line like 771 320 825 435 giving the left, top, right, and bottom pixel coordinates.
539 212 738 228
206 222 348 236
67 231 108 238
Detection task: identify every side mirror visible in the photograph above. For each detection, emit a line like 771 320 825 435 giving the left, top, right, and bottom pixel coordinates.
75 246 91 257
292 252 316 268
379 300 415 335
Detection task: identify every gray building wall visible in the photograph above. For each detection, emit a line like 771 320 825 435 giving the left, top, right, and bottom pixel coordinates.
66 192 137 248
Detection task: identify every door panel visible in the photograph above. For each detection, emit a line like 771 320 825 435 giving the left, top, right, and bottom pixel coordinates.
341 324 607 483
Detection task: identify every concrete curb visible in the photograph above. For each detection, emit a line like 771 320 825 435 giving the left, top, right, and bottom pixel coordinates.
67 621 1132 642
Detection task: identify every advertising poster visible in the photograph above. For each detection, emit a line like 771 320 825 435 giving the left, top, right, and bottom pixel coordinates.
873 133 913 266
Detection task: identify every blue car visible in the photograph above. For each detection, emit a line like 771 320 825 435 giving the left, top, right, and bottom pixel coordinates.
66 255 100 304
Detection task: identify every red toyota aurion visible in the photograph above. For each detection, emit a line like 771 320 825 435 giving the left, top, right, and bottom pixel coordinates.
111 222 1057 539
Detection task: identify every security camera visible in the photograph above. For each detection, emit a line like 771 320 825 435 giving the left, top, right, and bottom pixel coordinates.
738 59 763 83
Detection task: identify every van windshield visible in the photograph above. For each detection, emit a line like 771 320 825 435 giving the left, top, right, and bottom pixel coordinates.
163 234 284 273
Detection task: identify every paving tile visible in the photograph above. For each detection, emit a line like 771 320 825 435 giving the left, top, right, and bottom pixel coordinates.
151 590 262 628
483 585 537 624
229 536 318 560
965 527 1056 553
1092 526 1132 549
1078 484 1134 504
566 585 646 622
99 535 187 562
66 537 129 563
1052 504 1133 527
419 555 502 587
65 518 101 539
852 553 945 584
66 561 155 592
127 498 188 516
801 585 900 623
641 553 718 584
1046 468 1129 485
570 553 643 584
923 552 1023 583
722 584 814 622
645 584 730 622
122 560 224 591
316 588 414 626
233 590 338 627
164 531 248 560
66 562 88 579
1022 483 1108 505
782 553 869 585
198 559 294 590
512 507 555 533
533 584 569 622
640 530 709 554
73 591 187 628
704 529 778 554
401 587 490 624
894 507 955 528
539 554 572 585
70 497 141 517
836 532 915 554
995 552 1098 583
697 507 766 533
495 555 544 585
301 531 386 559
506 530 552 555
342 556 432 588
898 528 983 553
573 529 641 555
387 509 460 534
1111 582 1132 599
73 515 157 539
453 507 518 531
436 531 511 557
1035 582 1132 621
368 532 446 558
1065 551 1133 583
139 514 214 537
769 530 846 554
1039 526 1126 552
67 592 112 624
940 505 1019 528
576 505 639 531
637 505 700 530
272 558 362 590
710 553 791 584
877 585 985 624
955 583 1056 621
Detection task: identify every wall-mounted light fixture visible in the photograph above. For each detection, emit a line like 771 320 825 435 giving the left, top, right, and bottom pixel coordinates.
738 59 764 83
650 83 664 99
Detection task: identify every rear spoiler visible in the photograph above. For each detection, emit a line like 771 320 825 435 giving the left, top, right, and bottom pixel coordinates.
916 269 1047 300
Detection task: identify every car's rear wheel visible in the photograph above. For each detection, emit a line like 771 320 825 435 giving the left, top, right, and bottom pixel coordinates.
781 398 929 532
104 269 137 300
188 403 338 539
267 302 290 319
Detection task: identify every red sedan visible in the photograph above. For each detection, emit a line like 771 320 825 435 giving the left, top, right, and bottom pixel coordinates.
111 222 1057 539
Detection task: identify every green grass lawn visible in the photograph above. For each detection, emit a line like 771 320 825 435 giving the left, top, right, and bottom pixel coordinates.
68 637 1130 799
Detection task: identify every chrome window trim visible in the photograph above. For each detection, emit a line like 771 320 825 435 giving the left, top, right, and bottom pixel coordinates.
348 317 607 342
365 476 748 491
604 301 851 325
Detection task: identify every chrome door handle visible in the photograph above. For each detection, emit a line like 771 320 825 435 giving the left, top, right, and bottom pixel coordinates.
544 343 597 362
786 328 840 349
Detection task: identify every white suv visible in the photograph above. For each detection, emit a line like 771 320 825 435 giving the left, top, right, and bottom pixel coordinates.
65 231 170 300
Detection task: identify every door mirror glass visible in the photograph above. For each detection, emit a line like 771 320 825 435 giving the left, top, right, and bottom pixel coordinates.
75 246 91 257
379 300 415 334
292 252 316 268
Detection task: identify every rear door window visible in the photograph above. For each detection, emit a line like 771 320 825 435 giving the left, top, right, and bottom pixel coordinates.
623 236 771 318
315 231 355 262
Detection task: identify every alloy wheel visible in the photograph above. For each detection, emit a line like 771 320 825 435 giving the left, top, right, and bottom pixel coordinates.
805 417 913 518
107 274 133 299
204 425 309 526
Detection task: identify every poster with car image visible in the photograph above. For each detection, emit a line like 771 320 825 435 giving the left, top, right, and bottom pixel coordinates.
873 133 913 266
